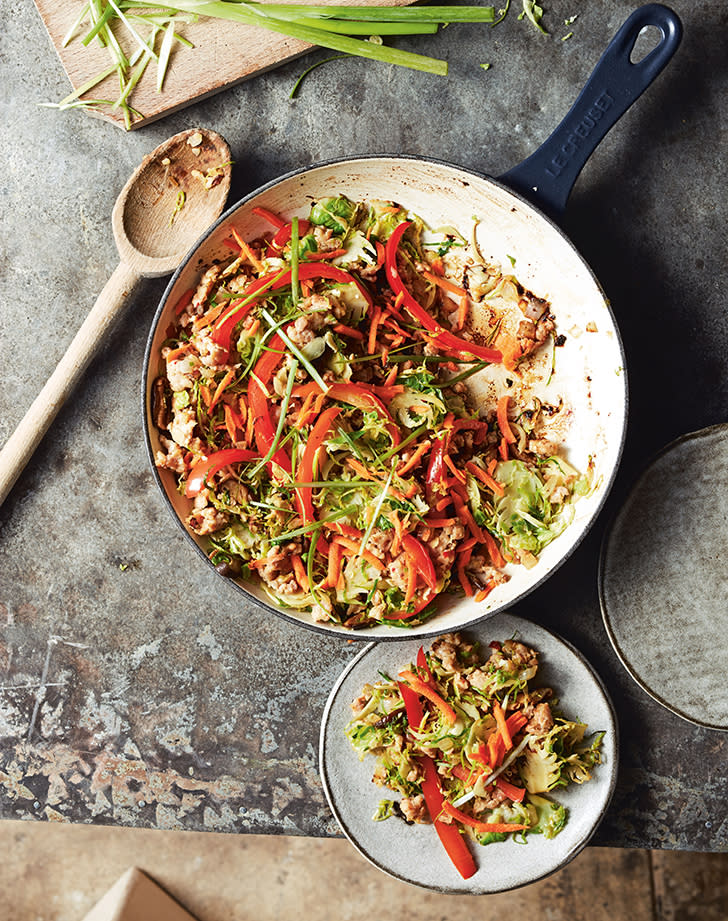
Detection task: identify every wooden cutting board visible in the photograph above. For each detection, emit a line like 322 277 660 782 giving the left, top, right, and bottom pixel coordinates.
34 0 412 131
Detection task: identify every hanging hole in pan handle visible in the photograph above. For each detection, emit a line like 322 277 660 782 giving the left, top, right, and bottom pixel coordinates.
498 4 682 221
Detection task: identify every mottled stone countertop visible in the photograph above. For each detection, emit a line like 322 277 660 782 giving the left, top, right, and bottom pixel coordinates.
1 0 726 850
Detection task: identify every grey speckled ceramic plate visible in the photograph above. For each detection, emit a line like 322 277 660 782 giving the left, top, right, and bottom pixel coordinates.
600 423 728 731
319 613 618 894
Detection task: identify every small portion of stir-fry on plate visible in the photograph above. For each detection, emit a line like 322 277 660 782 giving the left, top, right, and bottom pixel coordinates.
152 195 588 628
346 632 604 879
320 614 616 893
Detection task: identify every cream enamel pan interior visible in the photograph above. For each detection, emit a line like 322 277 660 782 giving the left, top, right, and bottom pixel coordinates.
143 156 626 638
143 6 682 638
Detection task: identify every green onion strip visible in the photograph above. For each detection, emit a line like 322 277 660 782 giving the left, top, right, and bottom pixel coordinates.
249 358 299 477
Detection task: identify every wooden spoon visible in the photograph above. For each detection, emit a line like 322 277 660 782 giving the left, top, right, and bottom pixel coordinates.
0 127 231 506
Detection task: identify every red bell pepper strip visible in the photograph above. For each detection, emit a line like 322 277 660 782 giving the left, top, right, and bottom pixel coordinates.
252 206 287 230
398 680 424 728
494 776 526 803
385 221 502 363
212 283 276 354
383 586 437 621
213 263 372 355
441 801 528 835
425 436 448 505
246 335 294 479
185 448 259 498
272 218 311 250
420 756 478 879
401 533 437 591
298 407 341 528
416 646 433 684
173 288 195 316
398 670 456 725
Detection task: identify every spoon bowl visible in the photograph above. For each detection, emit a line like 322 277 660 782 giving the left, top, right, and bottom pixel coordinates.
114 128 231 274
0 127 232 506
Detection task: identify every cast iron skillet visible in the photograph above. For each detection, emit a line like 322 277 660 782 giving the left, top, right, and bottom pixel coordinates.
143 5 682 639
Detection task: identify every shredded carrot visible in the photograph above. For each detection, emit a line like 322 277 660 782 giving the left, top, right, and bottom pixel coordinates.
487 457 498 476
458 537 478 553
493 700 512 750
347 458 376 481
444 455 467 484
291 554 309 592
396 441 431 476
424 517 455 528
457 558 473 597
465 461 505 496
237 393 248 426
496 395 517 444
305 248 348 261
498 436 510 461
199 384 213 408
368 306 381 356
241 318 261 340
333 324 364 340
422 269 468 299
223 403 242 444
332 536 385 571
381 315 410 338
390 512 403 556
326 541 343 588
482 530 506 569
312 392 327 416
399 670 457 725
245 398 255 446
209 368 236 412
231 228 265 274
453 494 484 542
164 344 191 363
404 483 418 499
294 391 316 429
300 279 313 297
435 496 452 512
193 302 225 331
475 582 495 602
384 365 398 387
393 290 405 313
429 256 444 276
456 294 469 331
487 731 504 768
328 522 362 540
404 562 418 605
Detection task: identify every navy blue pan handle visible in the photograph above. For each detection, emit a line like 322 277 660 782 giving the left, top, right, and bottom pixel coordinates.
499 4 682 220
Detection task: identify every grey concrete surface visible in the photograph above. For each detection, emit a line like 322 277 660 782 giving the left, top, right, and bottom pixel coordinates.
1 0 726 851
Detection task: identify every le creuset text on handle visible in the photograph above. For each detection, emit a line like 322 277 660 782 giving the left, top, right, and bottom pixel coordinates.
499 4 682 219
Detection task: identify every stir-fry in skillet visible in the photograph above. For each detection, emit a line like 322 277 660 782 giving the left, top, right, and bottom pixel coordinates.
346 633 604 878
153 196 588 627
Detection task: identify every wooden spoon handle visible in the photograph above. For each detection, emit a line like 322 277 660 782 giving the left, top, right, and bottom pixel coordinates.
0 261 141 506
